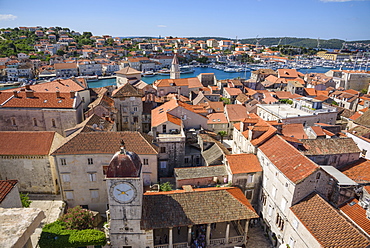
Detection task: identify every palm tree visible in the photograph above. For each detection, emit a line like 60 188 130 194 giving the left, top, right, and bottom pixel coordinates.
218 131 227 143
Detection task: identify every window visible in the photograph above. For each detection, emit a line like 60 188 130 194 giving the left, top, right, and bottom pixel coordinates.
133 106 138 112
268 205 273 216
11 118 16 126
245 190 253 199
281 198 287 211
160 147 166 153
88 173 97 182
33 118 37 126
292 218 299 229
184 157 189 164
316 172 321 180
143 159 149 165
288 237 295 248
65 191 74 200
162 124 167 133
61 174 70 182
272 186 277 199
88 158 93 165
247 174 254 184
90 189 99 198
133 116 138 123
261 192 267 206
160 161 167 169
60 158 67 166
51 119 56 127
276 213 285 230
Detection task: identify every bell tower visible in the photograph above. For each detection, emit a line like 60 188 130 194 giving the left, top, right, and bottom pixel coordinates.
106 140 149 247
170 53 180 79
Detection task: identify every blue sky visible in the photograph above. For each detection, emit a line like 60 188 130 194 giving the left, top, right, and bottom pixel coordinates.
0 0 369 40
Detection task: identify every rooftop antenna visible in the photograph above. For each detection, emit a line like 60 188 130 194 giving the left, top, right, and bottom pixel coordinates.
120 139 127 155
317 38 320 49
277 38 282 46
255 35 263 48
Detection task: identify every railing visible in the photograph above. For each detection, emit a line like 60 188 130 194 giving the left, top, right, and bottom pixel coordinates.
209 238 226 246
174 242 188 248
229 235 244 244
154 245 169 248
154 242 188 248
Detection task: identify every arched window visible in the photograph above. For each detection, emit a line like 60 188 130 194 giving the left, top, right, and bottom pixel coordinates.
33 118 37 126
51 119 56 127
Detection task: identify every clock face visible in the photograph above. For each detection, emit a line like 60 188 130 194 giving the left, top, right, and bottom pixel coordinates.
110 182 136 204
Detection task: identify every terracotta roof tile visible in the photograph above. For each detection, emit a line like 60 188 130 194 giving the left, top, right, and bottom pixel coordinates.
0 91 75 109
0 131 56 155
207 112 228 124
282 123 308 139
226 154 262 174
301 138 361 156
340 199 370 236
3 78 86 93
259 135 319 184
52 131 158 155
341 158 370 184
225 104 248 122
0 180 18 203
291 193 370 247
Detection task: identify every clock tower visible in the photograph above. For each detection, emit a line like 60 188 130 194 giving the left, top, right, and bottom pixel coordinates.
106 140 151 247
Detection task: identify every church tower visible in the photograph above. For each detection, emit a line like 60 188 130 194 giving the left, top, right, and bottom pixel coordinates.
170 53 180 79
106 141 150 247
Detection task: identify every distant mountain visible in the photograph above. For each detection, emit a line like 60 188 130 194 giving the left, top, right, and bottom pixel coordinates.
187 37 370 49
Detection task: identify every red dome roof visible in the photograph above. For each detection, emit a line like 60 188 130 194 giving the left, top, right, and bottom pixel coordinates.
106 150 142 178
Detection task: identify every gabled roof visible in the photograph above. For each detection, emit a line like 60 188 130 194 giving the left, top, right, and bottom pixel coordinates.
226 154 262 174
224 87 242 96
115 66 141 75
341 158 370 184
339 198 370 236
0 180 18 204
259 135 319 184
52 131 158 155
282 123 307 139
207 112 228 124
154 77 203 89
277 69 299 78
54 63 77 69
141 187 258 230
175 165 227 180
225 104 248 122
291 193 370 247
355 109 370 128
0 131 56 155
301 138 361 156
112 82 142 97
0 91 76 109
3 78 86 92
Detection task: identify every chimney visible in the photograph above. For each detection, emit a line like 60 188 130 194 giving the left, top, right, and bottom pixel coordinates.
70 91 75 98
25 84 31 90
105 116 110 121
25 90 34 98
13 90 18 98
56 91 61 98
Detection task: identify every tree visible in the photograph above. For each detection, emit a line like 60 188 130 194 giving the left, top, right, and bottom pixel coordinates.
218 131 227 143
160 182 173 191
56 49 65 56
58 206 94 230
220 97 231 105
20 193 31 207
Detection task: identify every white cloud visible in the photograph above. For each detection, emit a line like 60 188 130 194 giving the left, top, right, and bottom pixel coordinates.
0 14 17 21
320 0 369 2
157 25 167 28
